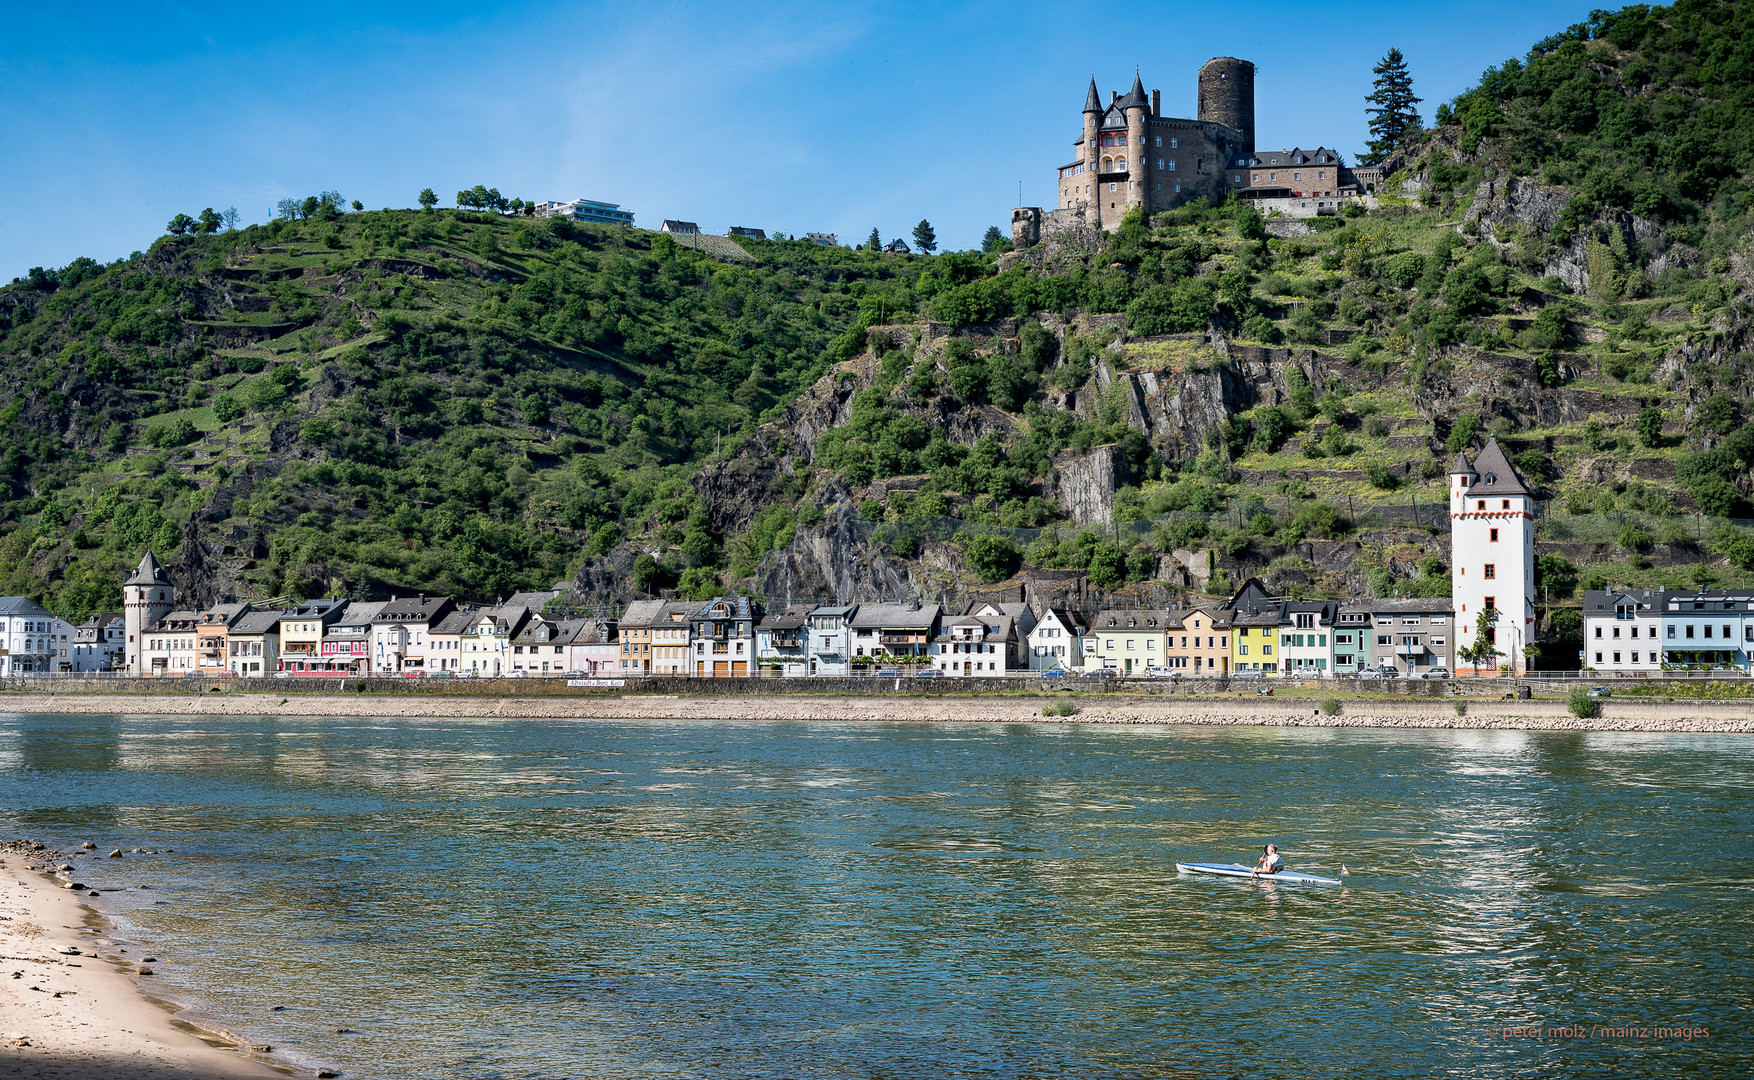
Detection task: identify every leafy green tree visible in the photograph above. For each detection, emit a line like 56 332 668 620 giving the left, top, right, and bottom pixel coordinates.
1446 412 1479 454
165 213 195 236
1636 407 1664 448
981 225 1007 253
195 208 223 235
275 198 301 221
965 534 1021 583
912 219 937 255
1697 392 1739 437
1251 406 1294 452
1363 48 1422 165
1086 540 1126 590
1458 608 1502 671
418 188 439 211
632 553 662 593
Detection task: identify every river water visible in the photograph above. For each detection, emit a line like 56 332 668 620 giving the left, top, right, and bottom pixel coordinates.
0 713 1747 1078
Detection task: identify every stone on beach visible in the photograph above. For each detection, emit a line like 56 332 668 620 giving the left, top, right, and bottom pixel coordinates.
108 849 123 858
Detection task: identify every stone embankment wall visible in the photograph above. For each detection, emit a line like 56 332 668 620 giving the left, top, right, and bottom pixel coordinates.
0 674 1504 698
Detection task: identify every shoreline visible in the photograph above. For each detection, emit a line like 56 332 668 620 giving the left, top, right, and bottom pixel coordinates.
0 841 311 1080
3 691 1753 732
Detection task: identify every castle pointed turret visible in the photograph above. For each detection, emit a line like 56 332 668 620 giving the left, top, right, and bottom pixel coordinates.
122 549 176 675
1121 72 1149 110
1083 77 1102 114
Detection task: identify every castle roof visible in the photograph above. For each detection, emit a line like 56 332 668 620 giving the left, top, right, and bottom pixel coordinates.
126 551 168 587
1465 438 1532 497
1450 451 1475 474
1234 147 1344 169
1120 72 1149 110
1083 77 1102 113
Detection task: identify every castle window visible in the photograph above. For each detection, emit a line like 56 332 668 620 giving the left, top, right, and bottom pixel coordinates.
1175 184 1181 193
1157 159 1163 170
1294 172 1300 180
1489 528 1498 542
1156 183 1161 191
1168 160 1175 171
1319 171 1326 179
1171 137 1178 148
1484 564 1496 579
1252 173 1259 182
1154 136 1161 147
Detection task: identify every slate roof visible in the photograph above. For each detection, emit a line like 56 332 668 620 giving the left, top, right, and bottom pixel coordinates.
374 595 454 624
195 602 252 626
230 611 288 635
660 220 700 234
564 617 617 644
1464 438 1532 497
1083 77 1102 113
1037 608 1087 635
125 551 169 587
332 601 387 628
850 603 940 630
1234 147 1344 169
1450 451 1475 474
512 616 579 647
0 597 55 618
1089 609 1172 630
1119 72 1149 110
431 609 477 636
617 600 667 629
758 604 813 631
1340 598 1455 616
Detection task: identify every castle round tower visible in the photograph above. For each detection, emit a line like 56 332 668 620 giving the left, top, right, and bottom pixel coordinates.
1449 440 1535 676
1197 57 1255 153
123 550 174 676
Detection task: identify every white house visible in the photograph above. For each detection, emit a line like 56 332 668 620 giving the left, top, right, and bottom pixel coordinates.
71 612 126 672
806 604 856 675
1581 589 1664 674
0 598 69 676
1277 600 1337 677
1450 439 1536 675
756 604 813 677
1027 608 1084 671
564 619 620 675
372 595 455 675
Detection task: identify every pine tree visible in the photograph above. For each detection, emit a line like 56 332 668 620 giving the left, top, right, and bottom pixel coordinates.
866 226 882 251
912 219 937 255
981 225 1006 253
1363 48 1423 166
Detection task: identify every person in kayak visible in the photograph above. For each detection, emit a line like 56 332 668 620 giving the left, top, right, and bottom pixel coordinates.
1251 844 1284 877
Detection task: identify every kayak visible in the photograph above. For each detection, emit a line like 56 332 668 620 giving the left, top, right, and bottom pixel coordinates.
1176 861 1343 885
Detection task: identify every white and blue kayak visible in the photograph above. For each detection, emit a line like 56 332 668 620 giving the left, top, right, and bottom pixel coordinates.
1176 862 1343 886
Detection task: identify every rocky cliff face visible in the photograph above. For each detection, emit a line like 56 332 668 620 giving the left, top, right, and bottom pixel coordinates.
1049 445 1132 526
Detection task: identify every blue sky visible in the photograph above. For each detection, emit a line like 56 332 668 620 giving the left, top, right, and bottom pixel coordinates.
2 0 1602 277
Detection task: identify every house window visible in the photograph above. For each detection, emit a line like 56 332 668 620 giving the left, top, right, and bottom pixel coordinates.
1503 500 1511 509
1489 528 1498 543
1614 652 1622 664
1478 501 1486 510
1484 564 1496 579
1667 625 1676 638
1686 625 1695 639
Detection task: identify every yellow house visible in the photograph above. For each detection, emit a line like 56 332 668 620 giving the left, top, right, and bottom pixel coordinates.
1083 609 1170 674
1164 607 1231 676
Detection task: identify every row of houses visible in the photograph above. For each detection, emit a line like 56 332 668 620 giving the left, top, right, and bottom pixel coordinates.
1581 587 1754 673
5 554 1479 681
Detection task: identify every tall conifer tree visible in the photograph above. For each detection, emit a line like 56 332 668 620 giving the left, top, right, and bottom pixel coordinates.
1363 48 1422 165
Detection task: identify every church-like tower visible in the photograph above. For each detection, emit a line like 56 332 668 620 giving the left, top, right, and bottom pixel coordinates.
1449 439 1535 675
123 551 174 676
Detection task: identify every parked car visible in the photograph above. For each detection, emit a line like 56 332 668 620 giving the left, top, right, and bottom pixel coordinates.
1587 685 1612 698
875 667 901 676
1421 667 1452 680
1232 670 1265 679
1039 667 1067 678
505 670 528 678
1144 666 1177 679
1352 669 1382 680
563 669 589 677
272 671 290 679
913 668 943 678
1082 667 1118 678
428 670 453 678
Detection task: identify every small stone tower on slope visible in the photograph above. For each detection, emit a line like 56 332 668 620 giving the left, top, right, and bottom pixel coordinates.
1196 57 1255 154
1449 440 1535 675
123 551 174 676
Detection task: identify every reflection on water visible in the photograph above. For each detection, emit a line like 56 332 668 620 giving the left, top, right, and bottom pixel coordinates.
0 715 1748 1079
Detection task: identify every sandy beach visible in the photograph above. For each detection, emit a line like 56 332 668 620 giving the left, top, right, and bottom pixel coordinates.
0 841 299 1080
2 690 1752 731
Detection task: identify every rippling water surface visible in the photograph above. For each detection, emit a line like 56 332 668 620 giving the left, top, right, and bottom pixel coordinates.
1 714 1749 1078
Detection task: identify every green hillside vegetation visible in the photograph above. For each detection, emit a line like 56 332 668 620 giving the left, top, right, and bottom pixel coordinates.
2 0 1752 622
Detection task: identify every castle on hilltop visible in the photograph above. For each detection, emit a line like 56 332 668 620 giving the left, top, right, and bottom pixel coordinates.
1014 58 1382 243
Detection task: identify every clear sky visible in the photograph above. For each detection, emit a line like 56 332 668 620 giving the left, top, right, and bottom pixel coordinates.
2 0 1603 278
